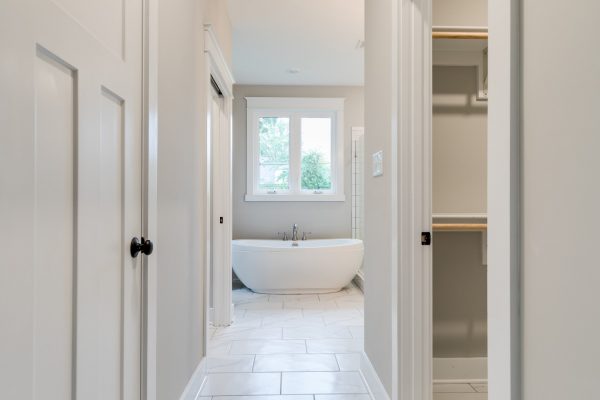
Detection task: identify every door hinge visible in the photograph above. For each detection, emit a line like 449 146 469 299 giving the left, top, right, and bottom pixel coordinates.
421 232 432 246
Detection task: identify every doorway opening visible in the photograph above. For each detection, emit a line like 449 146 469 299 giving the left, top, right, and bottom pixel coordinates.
202 1 368 398
431 24 489 399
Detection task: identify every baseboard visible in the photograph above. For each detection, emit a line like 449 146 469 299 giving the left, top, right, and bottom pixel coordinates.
208 303 235 327
353 271 365 293
359 352 390 400
433 357 488 383
179 357 208 400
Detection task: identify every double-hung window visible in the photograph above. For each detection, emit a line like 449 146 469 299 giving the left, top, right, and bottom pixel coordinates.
246 97 345 201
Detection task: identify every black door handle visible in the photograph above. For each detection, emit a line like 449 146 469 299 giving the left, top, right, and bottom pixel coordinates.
130 237 154 258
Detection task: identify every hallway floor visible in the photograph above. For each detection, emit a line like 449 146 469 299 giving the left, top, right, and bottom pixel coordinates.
203 284 368 399
202 284 487 399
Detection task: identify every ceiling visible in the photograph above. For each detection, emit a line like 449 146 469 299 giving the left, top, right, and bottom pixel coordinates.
227 0 364 86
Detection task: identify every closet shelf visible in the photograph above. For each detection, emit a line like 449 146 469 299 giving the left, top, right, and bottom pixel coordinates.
433 223 487 231
433 31 488 40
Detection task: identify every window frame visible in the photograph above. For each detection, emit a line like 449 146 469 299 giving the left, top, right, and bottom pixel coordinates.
245 97 345 202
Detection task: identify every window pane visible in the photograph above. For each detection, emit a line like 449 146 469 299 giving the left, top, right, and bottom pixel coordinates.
301 117 332 191
259 117 290 191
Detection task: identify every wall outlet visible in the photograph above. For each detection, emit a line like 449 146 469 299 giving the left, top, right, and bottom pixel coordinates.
372 151 383 177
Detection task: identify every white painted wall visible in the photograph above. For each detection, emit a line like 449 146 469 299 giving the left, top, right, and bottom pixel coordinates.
521 0 600 398
157 1 231 399
232 85 364 240
364 0 394 393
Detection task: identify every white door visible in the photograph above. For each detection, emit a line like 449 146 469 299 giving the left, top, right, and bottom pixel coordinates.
0 0 144 399
208 84 233 327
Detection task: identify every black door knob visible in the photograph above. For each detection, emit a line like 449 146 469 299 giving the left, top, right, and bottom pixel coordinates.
130 237 154 258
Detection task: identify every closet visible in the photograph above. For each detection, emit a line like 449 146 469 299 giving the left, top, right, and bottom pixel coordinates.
431 22 489 398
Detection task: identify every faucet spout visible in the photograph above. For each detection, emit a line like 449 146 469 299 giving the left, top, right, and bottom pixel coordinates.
292 224 299 241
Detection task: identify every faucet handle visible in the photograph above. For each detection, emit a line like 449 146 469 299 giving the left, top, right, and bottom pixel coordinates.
302 232 312 241
277 232 289 241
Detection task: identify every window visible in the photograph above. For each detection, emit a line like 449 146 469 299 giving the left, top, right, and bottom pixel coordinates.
246 97 345 201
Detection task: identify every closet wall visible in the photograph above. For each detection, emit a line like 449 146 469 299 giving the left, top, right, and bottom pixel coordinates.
433 65 487 358
432 2 488 360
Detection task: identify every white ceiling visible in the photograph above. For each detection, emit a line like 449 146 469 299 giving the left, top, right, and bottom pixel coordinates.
227 0 364 86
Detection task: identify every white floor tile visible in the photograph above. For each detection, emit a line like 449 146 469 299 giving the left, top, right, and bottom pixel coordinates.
214 327 283 340
307 339 363 354
283 326 352 340
238 301 284 311
208 339 233 356
347 326 364 339
254 354 340 372
284 301 339 310
335 353 362 371
207 355 255 373
213 396 313 400
269 294 320 303
315 395 372 400
282 371 367 395
230 339 307 355
200 373 281 396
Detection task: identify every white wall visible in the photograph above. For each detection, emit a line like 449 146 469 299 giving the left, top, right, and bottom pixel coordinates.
232 85 364 240
157 1 231 399
521 0 600 398
364 0 395 393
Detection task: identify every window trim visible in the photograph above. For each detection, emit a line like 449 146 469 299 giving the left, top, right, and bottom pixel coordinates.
245 97 346 202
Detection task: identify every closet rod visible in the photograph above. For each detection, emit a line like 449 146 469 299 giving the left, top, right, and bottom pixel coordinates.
433 31 488 39
432 223 487 231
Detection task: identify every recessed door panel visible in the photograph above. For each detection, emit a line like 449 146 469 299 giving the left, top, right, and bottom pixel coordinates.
33 47 76 400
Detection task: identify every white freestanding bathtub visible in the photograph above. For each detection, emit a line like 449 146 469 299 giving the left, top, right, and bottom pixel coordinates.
232 239 364 294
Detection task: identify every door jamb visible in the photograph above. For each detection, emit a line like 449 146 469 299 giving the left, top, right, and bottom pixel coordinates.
391 0 521 400
142 0 158 398
202 24 235 351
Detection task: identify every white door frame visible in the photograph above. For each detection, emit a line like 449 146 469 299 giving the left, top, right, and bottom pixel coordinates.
202 24 235 339
391 1 520 400
142 0 158 399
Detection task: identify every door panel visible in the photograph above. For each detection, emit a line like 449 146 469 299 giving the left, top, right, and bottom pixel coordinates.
0 0 144 398
33 48 76 400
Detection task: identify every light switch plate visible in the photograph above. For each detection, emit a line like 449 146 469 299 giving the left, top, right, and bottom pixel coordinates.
372 151 383 177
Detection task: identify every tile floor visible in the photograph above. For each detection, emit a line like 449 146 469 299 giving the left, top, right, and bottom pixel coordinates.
202 284 487 400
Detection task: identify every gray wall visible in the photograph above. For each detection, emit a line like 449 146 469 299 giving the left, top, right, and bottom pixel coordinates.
521 0 600 398
433 66 487 358
364 0 395 393
232 85 364 240
433 66 487 215
157 1 231 399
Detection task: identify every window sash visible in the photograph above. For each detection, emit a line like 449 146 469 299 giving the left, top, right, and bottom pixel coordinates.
246 98 345 202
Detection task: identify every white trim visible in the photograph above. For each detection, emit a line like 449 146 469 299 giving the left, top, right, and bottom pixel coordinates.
245 97 345 201
203 24 235 336
142 0 158 398
178 358 208 400
359 352 391 400
244 194 345 202
393 0 433 400
488 0 521 399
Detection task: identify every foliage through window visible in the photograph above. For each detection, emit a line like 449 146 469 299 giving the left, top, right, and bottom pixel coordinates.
246 98 345 201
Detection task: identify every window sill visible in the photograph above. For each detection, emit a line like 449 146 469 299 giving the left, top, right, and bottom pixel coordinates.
245 194 346 202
